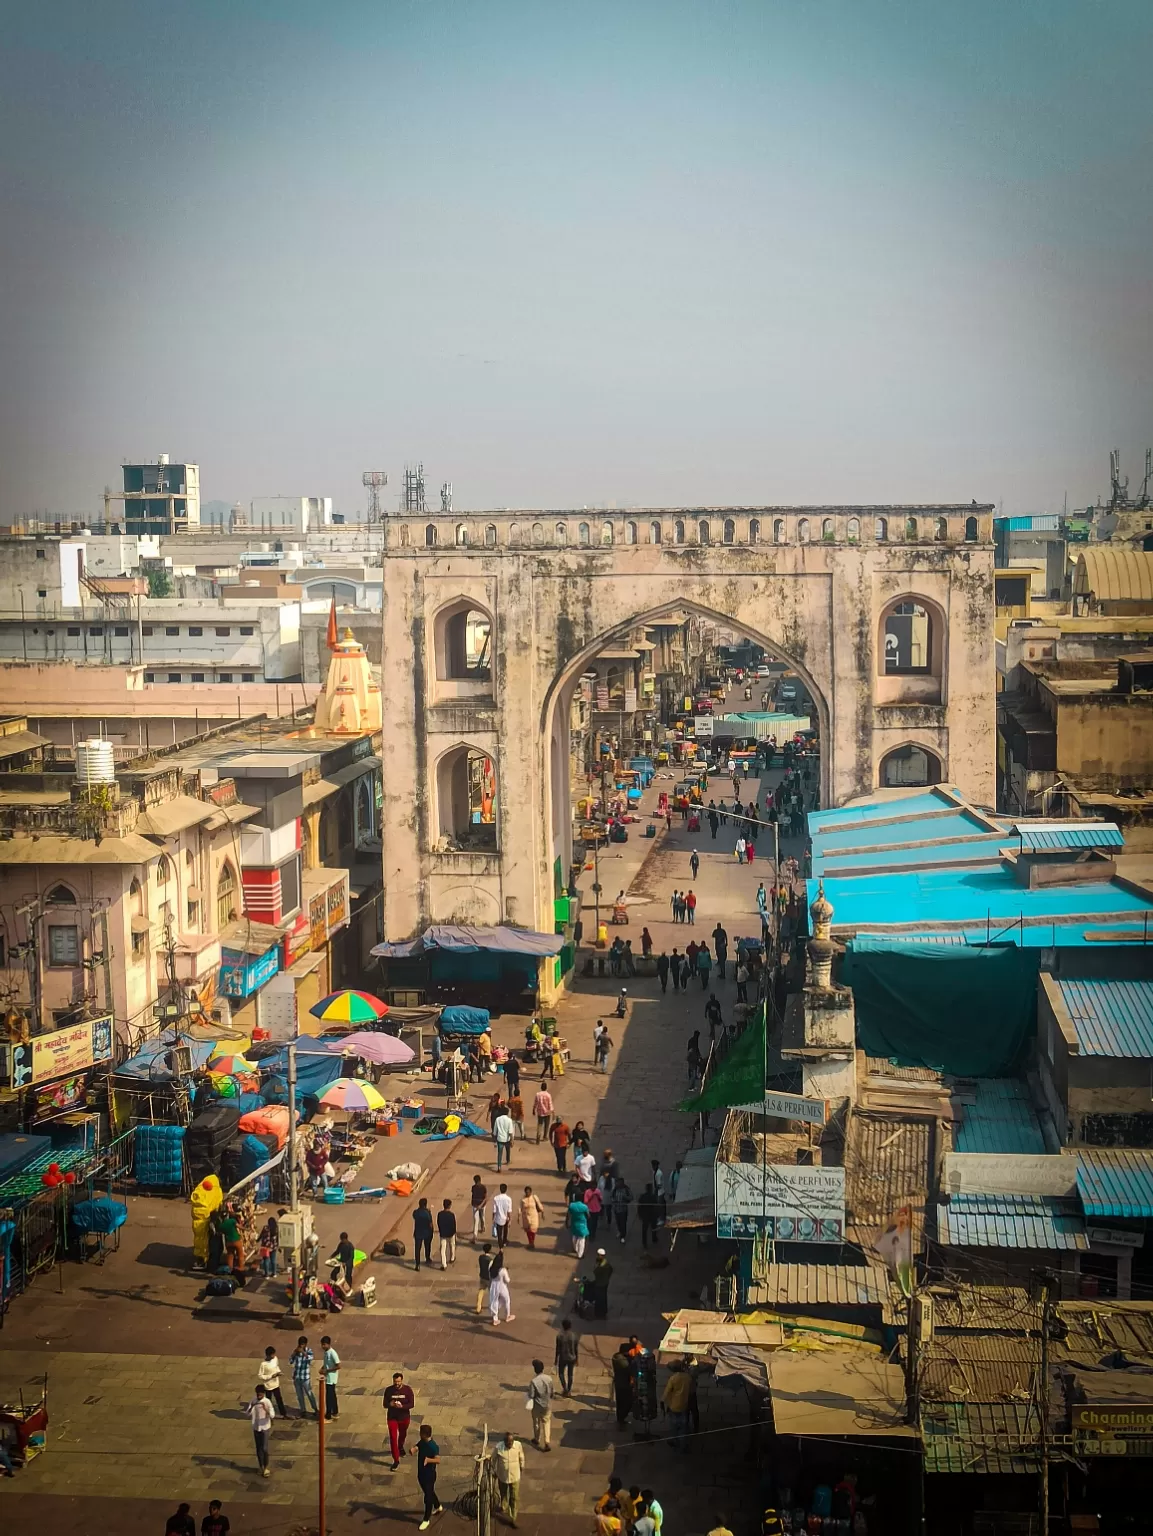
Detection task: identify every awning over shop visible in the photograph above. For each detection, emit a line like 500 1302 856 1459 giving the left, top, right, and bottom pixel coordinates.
665 1146 717 1228
767 1351 915 1439
116 1029 217 1083
373 925 564 959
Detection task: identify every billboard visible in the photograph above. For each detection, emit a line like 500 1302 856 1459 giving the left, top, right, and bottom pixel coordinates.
11 1014 114 1089
715 1161 845 1242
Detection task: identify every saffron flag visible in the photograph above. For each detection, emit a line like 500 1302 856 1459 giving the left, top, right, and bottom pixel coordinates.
326 596 338 650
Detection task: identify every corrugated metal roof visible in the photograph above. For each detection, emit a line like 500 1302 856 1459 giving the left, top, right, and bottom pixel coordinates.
997 513 1061 531
1074 548 1153 603
920 1334 1038 1403
936 1194 1087 1251
922 1401 1042 1475
844 1113 932 1249
749 1263 891 1310
1057 977 1153 1058
1010 821 1125 852
1076 1148 1153 1219
953 1079 1046 1156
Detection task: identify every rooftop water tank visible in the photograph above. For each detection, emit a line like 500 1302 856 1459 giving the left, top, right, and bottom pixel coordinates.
76 739 115 787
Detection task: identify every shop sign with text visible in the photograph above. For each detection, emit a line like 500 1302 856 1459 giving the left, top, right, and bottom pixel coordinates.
12 1014 114 1088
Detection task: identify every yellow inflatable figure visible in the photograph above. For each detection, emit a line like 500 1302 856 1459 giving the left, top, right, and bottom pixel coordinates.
190 1175 223 1263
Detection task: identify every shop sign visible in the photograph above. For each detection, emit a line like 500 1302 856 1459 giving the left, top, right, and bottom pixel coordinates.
715 1162 845 1242
1073 1405 1153 1434
624 689 637 713
208 778 238 807
283 915 312 968
11 1014 114 1089
695 716 714 738
1086 1225 1144 1249
310 891 328 950
596 687 609 711
731 1091 828 1126
30 1071 90 1121
219 943 281 999
327 874 348 934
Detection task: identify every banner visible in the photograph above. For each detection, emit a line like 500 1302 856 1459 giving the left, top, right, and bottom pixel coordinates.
12 1014 114 1089
715 1162 844 1242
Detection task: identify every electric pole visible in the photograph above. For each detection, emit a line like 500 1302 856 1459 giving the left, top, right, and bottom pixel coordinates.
1036 1268 1056 1536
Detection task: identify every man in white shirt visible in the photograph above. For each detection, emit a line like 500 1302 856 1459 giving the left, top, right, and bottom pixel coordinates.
574 1148 596 1185
493 1109 515 1170
245 1384 276 1477
493 1430 526 1526
527 1359 554 1452
492 1184 513 1248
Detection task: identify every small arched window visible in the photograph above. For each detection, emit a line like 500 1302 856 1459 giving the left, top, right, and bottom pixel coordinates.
600 520 614 547
555 522 567 544
625 521 638 545
722 518 735 545
216 861 237 929
532 521 545 545
880 744 942 788
935 516 948 541
875 517 889 541
455 523 469 547
749 518 760 544
508 522 519 545
905 517 918 541
45 883 77 905
698 519 711 544
773 519 785 544
822 517 834 541
649 521 662 545
399 524 410 546
425 524 437 547
484 524 497 547
884 601 932 675
578 522 591 546
156 855 171 887
847 517 860 542
797 518 810 543
965 515 979 542
674 519 686 545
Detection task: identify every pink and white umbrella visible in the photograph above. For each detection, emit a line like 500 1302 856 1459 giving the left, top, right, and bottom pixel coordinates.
324 1030 415 1067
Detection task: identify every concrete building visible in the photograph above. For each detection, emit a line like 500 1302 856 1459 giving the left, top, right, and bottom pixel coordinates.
1073 548 1153 616
378 503 996 940
105 455 200 536
240 497 334 534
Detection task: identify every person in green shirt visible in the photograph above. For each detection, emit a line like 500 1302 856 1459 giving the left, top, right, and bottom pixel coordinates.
221 1210 244 1273
416 1422 442 1530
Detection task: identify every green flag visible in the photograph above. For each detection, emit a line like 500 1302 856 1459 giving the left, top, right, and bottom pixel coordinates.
680 1003 765 1112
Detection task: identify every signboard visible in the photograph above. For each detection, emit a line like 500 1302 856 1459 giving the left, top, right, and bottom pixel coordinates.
1074 1404 1153 1435
30 1072 90 1121
283 915 312 968
596 686 610 711
219 943 281 1000
623 689 637 713
310 891 329 952
715 1162 845 1242
731 1092 827 1127
326 874 349 934
694 716 714 738
1087 1226 1144 1249
11 1014 114 1089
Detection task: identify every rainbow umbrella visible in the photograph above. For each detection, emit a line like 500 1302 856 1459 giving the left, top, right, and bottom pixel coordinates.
317 1079 387 1113
206 1053 253 1075
309 989 390 1025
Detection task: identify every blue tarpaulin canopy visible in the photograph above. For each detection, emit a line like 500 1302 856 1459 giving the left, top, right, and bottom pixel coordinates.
438 1006 491 1035
372 925 564 959
116 1030 216 1082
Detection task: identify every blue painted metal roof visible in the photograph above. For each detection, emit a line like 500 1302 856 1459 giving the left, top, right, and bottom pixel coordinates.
954 1079 1047 1156
936 1194 1087 1251
1010 822 1125 852
1076 1149 1153 1219
807 789 962 833
1057 978 1153 1058
813 838 1005 877
996 513 1062 531
813 811 1002 854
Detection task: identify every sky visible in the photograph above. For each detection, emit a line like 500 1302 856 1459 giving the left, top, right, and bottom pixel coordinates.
1 0 1150 521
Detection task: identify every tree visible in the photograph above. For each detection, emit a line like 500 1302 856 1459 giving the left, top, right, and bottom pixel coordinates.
146 567 173 599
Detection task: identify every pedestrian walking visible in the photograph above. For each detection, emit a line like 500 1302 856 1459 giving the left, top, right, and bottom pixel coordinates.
532 1081 554 1142
642 1489 664 1536
746 836 756 865
492 1183 513 1248
591 1248 613 1318
320 1336 340 1419
583 1181 603 1238
290 1335 317 1416
689 850 700 880
657 951 669 992
697 943 712 989
508 1088 526 1139
503 1052 521 1097
527 1359 554 1451
686 890 697 925
611 1343 634 1427
705 992 722 1038
651 1159 665 1198
611 1178 632 1243
641 926 654 957
384 1370 415 1469
476 1242 494 1314
165 1505 195 1536
413 1197 434 1269
489 1257 513 1324
469 1174 488 1240
555 1317 579 1396
596 1029 613 1074
494 1430 526 1526
575 1143 596 1185
736 960 749 1001
416 1422 443 1529
638 1184 661 1249
257 1345 287 1417
712 922 728 979
687 1031 704 1082
668 949 681 990
549 1117 571 1171
662 1360 692 1449
735 834 746 864
519 1186 544 1247
568 1191 590 1257
494 1105 515 1169
201 1499 230 1536
436 1199 457 1269
245 1384 276 1476
258 1219 276 1278
708 809 718 840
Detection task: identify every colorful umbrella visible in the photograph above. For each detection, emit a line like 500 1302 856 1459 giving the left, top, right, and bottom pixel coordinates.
309 989 390 1025
324 1031 415 1067
206 1053 253 1075
317 1079 387 1113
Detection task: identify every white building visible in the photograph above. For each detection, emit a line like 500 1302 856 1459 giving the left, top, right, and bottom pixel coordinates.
241 497 334 534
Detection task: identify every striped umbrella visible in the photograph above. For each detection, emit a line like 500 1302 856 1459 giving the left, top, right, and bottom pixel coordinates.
206 1053 254 1075
317 1078 388 1113
309 989 390 1025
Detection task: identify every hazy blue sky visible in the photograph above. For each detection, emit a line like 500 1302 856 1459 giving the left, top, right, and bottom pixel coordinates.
2 0 1150 520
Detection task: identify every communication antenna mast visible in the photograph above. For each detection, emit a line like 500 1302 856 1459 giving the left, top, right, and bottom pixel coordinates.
440 481 453 513
1140 448 1152 510
403 463 426 514
362 470 388 523
1109 448 1128 509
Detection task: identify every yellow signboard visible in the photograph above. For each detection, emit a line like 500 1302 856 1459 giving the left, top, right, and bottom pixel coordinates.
12 1014 114 1088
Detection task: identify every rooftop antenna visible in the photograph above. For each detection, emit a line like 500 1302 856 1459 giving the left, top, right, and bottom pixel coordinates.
362 470 388 523
440 481 453 513
1140 448 1152 510
1109 448 1128 509
403 463 426 514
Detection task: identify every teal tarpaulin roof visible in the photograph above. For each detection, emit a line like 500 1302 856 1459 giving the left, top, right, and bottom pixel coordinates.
1076 1149 1153 1219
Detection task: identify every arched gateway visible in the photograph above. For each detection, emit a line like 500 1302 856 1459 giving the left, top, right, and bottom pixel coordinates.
380 505 995 939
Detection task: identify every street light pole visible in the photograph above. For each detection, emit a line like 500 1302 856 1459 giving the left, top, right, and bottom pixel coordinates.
286 1034 300 1318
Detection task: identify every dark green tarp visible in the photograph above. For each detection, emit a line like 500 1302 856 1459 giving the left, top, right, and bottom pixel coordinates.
680 1005 766 1111
841 940 1039 1076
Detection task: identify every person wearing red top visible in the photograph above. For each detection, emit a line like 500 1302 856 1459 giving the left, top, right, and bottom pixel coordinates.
384 1371 416 1470
685 890 697 925
549 1119 571 1173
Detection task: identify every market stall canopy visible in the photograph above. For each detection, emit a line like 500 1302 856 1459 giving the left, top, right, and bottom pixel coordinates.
437 1006 491 1036
373 925 565 959
309 989 390 1024
767 1351 915 1438
324 1031 415 1066
116 1029 217 1082
317 1078 387 1112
